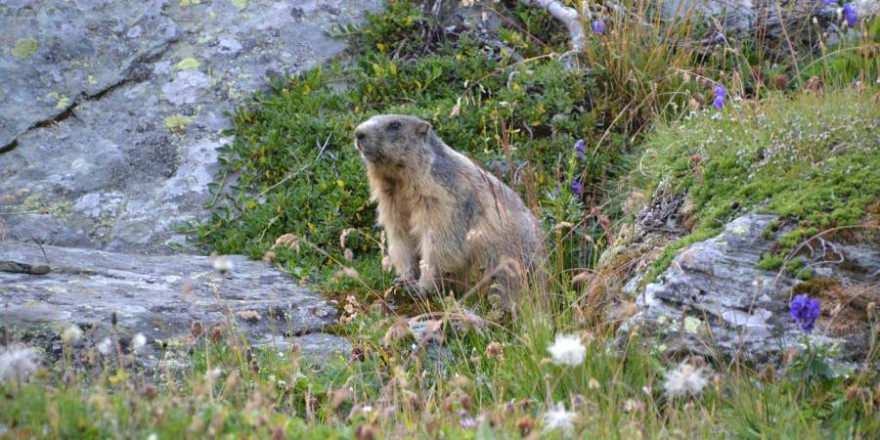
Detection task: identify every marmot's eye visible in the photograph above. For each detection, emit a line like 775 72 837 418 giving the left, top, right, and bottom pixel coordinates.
387 121 401 131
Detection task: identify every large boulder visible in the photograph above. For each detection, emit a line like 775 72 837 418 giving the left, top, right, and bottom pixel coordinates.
0 241 348 363
0 0 381 254
619 213 880 366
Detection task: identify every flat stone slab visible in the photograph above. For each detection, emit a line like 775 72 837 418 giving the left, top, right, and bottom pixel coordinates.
0 0 381 253
625 214 880 365
0 241 345 360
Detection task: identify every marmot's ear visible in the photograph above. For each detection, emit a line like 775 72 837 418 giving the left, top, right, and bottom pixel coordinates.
417 120 431 136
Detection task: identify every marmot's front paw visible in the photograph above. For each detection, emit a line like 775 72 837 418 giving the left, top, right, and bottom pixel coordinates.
393 277 428 297
393 276 417 287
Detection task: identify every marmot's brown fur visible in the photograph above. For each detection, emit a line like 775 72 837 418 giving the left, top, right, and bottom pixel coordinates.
354 114 544 302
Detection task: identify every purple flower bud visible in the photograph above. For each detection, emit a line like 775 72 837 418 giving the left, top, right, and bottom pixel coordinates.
843 3 858 28
459 417 478 428
712 96 725 109
789 294 822 334
571 180 583 196
714 84 727 99
574 139 585 159
825 0 837 4
591 19 605 34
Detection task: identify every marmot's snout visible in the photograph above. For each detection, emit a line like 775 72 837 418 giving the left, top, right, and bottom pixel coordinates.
354 122 380 162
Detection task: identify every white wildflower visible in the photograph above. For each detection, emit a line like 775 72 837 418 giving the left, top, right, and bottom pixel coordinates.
97 338 113 355
542 402 577 436
547 334 586 366
132 333 147 352
147 434 158 440
61 325 83 345
205 367 223 381
664 361 712 398
212 255 234 275
622 398 645 413
0 345 41 383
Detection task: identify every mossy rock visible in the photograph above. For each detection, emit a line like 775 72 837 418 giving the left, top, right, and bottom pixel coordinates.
632 88 880 280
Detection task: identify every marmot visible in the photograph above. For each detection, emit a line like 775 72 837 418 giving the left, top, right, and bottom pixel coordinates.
354 114 544 301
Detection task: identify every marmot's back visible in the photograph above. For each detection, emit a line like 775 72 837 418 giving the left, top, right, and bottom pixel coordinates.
355 114 544 300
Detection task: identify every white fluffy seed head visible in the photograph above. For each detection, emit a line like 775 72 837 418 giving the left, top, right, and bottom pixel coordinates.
542 402 577 435
664 361 712 398
61 325 83 345
0 345 41 383
212 256 234 274
547 334 586 366
132 333 147 352
97 338 113 355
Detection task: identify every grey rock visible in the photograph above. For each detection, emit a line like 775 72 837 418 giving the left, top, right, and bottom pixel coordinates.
623 214 880 365
0 241 345 361
260 333 352 362
660 0 878 39
0 0 383 254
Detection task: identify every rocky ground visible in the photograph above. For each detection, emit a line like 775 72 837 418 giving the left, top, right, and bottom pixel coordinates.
0 241 349 365
1 0 379 360
0 0 379 253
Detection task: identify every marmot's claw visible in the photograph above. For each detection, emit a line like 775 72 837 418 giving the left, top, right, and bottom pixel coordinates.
393 277 425 297
393 277 415 287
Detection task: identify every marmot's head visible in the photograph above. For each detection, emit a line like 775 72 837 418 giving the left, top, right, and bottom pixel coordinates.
354 115 432 167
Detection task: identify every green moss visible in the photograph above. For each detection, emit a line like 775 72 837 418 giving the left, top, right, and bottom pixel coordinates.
21 193 44 212
55 95 71 110
792 277 840 295
12 38 39 58
19 193 72 218
164 114 192 133
173 57 200 71
636 89 880 279
796 269 814 281
755 252 784 270
641 226 722 285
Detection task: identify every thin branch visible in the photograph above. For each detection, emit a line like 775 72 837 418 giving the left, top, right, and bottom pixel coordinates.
519 0 584 52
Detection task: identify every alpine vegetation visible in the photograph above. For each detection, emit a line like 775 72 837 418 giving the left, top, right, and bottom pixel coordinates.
2 1 880 438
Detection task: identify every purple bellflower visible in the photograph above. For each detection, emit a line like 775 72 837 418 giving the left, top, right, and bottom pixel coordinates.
790 294 821 334
713 84 727 109
574 139 585 159
843 3 858 28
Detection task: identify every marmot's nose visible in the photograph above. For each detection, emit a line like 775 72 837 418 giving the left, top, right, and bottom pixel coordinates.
355 129 366 141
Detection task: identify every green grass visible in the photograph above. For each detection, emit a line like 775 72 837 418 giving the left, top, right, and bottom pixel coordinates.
2 290 879 439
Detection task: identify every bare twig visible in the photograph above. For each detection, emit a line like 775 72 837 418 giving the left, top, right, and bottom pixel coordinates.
259 133 334 197
518 0 584 52
31 236 50 267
